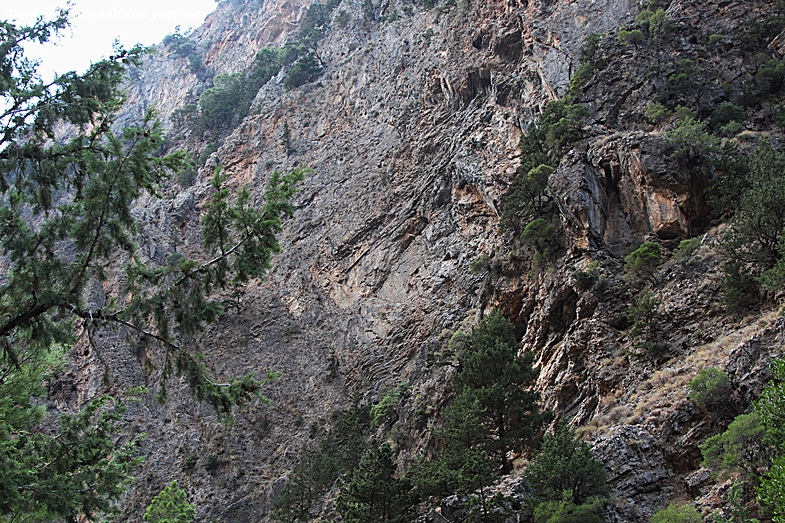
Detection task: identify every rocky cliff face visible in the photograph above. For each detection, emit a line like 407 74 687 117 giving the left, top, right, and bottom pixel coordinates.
68 0 785 520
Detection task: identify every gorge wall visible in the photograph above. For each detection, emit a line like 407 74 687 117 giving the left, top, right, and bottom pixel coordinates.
64 0 785 520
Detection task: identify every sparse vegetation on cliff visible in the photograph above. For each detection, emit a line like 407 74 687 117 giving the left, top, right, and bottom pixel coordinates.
184 0 338 142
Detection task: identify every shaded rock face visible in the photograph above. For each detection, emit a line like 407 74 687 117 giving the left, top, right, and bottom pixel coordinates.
595 425 672 522
549 131 705 254
727 318 785 405
68 0 785 520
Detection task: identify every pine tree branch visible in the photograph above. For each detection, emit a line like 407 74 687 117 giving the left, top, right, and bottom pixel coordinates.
108 315 235 390
68 133 146 299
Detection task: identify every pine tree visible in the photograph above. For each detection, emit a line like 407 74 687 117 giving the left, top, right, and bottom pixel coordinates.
413 310 547 521
337 441 414 523
453 309 548 474
0 11 304 521
523 425 609 507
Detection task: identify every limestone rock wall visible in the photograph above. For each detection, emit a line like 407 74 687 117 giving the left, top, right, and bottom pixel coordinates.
80 0 785 520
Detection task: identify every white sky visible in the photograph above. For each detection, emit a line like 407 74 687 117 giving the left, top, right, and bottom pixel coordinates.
7 0 217 78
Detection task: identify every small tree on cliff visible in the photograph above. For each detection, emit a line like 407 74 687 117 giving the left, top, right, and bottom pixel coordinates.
719 143 785 295
336 440 414 523
0 11 304 522
144 482 195 523
451 309 548 474
413 310 547 521
524 425 609 506
624 241 662 284
416 311 546 490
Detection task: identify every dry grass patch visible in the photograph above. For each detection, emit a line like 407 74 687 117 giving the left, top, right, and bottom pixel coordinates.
582 309 779 438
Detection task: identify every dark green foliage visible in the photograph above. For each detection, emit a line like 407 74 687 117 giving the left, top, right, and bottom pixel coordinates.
519 98 589 173
197 72 247 132
249 44 297 90
0 385 144 522
502 98 588 232
162 32 197 56
413 311 546 520
700 358 785 520
336 441 414 523
451 310 547 474
674 237 701 264
618 28 645 45
624 242 662 282
711 102 746 129
524 425 609 507
627 290 660 329
755 58 785 95
272 404 371 522
371 383 410 426
667 59 696 99
716 481 763 523
161 31 205 77
645 102 673 124
569 33 603 94
758 455 785 523
470 253 492 275
298 0 341 44
177 163 198 188
749 359 785 521
721 259 759 312
717 143 785 298
650 503 703 523
689 368 736 414
571 261 599 292
143 481 195 523
667 71 693 99
201 167 308 285
673 105 697 121
665 117 720 167
194 43 304 133
701 412 770 480
0 14 305 521
539 100 590 154
192 1 341 134
579 32 603 65
774 106 785 129
520 218 560 265
737 12 785 50
501 165 553 230
191 42 311 135
533 491 605 523
635 8 671 40
711 143 785 252
0 17 157 521
283 53 324 90
707 142 750 218
124 166 306 412
411 435 506 522
728 143 785 266
627 290 665 356
569 63 595 94
413 393 498 497
756 358 785 448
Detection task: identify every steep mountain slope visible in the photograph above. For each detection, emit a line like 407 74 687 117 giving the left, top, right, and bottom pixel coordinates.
66 0 785 520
